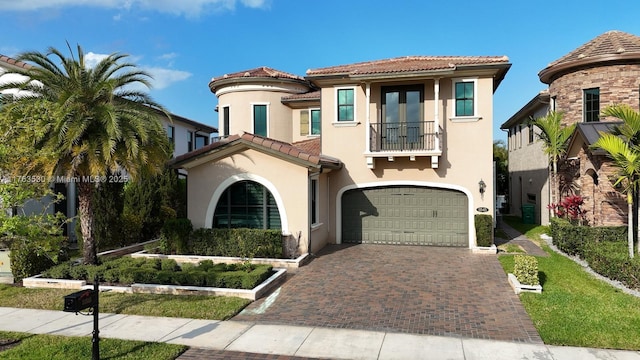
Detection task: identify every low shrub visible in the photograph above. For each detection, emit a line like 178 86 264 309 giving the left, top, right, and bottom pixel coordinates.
583 241 640 290
188 228 282 258
8 237 57 282
474 214 493 247
550 218 626 258
43 257 273 289
513 255 539 286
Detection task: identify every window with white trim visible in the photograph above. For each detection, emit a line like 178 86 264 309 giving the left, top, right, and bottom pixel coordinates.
452 78 478 118
253 104 268 136
336 87 355 122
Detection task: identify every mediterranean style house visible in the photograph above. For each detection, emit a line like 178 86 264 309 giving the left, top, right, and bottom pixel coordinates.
172 55 511 254
501 30 640 226
0 54 217 241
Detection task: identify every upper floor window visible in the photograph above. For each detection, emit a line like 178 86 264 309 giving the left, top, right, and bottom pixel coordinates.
454 79 477 117
584 88 600 122
222 106 230 137
310 109 321 135
337 88 355 122
167 125 175 144
187 131 193 152
300 109 321 136
528 124 534 144
195 134 209 149
253 104 268 136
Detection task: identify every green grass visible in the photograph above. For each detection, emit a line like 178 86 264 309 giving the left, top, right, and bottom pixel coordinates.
499 236 640 349
0 331 186 359
0 285 250 320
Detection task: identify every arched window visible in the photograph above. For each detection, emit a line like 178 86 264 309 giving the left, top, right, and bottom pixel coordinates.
213 180 281 229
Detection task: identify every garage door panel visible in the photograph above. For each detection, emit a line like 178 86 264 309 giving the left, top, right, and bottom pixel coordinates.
342 186 468 246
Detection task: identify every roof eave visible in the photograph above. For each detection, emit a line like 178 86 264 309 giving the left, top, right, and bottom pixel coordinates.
500 90 550 129
539 53 640 84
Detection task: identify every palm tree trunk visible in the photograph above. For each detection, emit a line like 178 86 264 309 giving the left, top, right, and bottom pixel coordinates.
628 192 634 259
78 180 98 264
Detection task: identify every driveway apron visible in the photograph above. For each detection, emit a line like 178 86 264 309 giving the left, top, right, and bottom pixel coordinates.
233 244 542 343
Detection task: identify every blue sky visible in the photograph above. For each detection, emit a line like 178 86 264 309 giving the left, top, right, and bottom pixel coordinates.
2 0 640 142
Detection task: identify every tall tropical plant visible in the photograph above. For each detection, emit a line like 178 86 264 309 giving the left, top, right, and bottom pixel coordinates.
592 104 640 258
0 45 171 264
530 111 576 208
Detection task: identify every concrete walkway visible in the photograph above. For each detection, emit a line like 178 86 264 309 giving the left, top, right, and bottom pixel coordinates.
1 307 639 359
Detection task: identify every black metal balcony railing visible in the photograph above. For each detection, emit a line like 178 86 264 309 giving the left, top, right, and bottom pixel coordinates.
370 121 441 152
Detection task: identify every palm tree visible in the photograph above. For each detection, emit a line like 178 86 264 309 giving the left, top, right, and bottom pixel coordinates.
530 111 576 209
0 45 171 264
591 134 639 258
592 104 640 258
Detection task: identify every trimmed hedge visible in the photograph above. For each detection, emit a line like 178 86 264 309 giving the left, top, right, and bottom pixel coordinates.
159 218 193 254
43 257 273 290
583 241 640 290
513 255 539 286
474 214 493 247
550 218 627 257
550 218 639 290
189 228 283 259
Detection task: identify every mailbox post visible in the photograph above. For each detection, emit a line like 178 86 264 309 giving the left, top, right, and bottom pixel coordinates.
63 276 100 360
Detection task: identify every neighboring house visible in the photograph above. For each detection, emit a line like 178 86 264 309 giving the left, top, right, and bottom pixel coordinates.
501 30 640 226
500 90 551 225
0 53 217 241
172 56 511 254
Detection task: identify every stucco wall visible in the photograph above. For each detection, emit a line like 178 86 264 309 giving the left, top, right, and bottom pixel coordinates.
217 89 296 143
319 77 497 246
185 148 314 253
507 105 551 225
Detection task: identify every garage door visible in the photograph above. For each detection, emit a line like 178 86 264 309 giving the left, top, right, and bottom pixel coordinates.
341 186 468 246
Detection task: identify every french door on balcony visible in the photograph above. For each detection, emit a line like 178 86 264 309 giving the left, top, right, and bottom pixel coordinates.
381 86 423 151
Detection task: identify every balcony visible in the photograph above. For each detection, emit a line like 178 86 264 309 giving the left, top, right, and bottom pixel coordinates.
369 121 442 152
367 121 442 169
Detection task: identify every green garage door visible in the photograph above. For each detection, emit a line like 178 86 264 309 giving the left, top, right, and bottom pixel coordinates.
341 186 468 246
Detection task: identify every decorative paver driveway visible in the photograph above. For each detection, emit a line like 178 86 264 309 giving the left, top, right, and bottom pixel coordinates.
233 244 542 343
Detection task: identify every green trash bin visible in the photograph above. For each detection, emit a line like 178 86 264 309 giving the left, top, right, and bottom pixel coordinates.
521 204 535 224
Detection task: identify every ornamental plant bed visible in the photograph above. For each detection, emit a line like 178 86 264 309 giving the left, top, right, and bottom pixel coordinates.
24 257 286 300
42 257 273 289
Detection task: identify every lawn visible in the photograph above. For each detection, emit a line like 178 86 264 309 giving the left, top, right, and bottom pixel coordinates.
0 331 186 359
0 284 250 320
499 218 640 350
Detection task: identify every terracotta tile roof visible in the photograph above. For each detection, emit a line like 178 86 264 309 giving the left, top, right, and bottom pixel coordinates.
539 30 640 83
0 54 31 70
170 133 341 170
210 66 305 84
281 90 321 102
306 55 510 77
292 137 321 156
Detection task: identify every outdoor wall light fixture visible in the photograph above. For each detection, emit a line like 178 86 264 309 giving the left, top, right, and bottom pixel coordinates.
479 179 486 194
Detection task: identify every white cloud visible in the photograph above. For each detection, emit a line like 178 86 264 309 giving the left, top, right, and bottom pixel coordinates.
143 67 192 90
0 0 270 16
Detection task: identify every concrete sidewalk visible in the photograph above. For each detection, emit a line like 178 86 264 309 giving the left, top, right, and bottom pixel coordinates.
1 307 639 360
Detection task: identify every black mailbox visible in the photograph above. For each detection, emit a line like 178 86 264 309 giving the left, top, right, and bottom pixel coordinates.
63 289 94 312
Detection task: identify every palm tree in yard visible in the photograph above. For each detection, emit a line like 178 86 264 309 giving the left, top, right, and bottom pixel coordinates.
0 45 171 264
592 104 640 258
530 111 576 209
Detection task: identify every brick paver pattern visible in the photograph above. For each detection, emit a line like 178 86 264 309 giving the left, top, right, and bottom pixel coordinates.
233 244 542 343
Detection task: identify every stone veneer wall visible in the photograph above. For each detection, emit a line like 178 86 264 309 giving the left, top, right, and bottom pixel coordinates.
549 63 640 125
569 147 627 226
548 64 640 227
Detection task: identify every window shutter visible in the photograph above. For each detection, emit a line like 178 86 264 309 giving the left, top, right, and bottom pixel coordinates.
300 110 309 135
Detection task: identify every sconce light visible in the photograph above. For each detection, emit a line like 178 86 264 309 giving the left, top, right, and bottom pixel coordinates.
479 179 486 194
